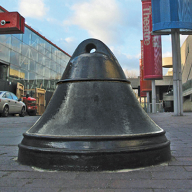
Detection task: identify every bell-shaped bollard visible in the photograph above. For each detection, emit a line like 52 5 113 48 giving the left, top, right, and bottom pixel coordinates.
18 38 171 171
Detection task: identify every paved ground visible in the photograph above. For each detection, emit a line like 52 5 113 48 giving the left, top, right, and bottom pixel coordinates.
0 113 192 192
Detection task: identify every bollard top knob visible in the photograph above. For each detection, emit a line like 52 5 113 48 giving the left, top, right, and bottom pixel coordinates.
59 38 128 83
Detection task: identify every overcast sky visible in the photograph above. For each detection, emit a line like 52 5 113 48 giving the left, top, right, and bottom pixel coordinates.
1 0 188 76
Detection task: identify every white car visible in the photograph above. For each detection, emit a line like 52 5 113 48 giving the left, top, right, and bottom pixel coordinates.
0 91 26 117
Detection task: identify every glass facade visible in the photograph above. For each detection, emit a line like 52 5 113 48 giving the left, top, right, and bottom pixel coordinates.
0 26 70 91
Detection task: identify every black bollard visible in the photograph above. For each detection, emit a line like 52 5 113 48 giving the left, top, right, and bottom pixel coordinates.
18 38 171 171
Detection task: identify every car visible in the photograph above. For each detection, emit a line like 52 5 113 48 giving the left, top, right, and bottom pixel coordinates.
0 91 26 117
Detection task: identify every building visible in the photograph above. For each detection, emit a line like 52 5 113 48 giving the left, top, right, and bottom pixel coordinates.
181 35 192 111
130 35 192 112
130 75 173 112
161 35 192 112
0 6 71 96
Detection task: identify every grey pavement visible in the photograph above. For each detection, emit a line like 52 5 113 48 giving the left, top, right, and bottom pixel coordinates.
0 113 192 192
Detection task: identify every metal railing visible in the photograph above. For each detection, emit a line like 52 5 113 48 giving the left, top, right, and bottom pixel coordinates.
148 103 164 113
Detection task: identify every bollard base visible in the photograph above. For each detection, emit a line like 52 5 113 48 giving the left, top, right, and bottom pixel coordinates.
18 132 171 171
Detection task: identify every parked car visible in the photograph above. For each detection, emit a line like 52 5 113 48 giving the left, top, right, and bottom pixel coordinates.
0 91 26 117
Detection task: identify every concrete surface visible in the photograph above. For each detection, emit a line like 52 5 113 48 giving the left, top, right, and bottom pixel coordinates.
0 113 192 192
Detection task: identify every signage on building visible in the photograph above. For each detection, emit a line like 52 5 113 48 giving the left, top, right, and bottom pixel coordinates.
0 12 25 34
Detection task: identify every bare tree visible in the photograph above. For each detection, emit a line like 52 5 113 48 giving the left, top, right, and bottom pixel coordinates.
123 69 138 78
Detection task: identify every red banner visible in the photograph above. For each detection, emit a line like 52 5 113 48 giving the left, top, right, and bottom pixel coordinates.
140 41 152 93
140 59 147 97
142 0 162 80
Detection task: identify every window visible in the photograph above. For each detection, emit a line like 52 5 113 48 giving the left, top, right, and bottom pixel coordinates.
11 36 21 53
5 92 13 99
11 93 18 100
21 43 30 58
0 34 11 48
10 50 20 66
23 28 31 45
0 44 10 63
13 34 22 41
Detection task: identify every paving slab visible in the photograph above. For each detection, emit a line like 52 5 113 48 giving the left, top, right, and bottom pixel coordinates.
0 113 192 191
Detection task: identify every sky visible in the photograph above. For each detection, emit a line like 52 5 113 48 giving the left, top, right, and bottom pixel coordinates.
0 0 188 77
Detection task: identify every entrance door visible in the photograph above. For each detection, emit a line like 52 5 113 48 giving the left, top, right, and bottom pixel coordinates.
0 64 8 81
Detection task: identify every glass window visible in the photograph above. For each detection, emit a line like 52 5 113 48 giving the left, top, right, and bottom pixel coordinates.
56 56 60 64
38 45 45 54
61 54 65 60
44 57 50 68
50 62 56 72
2 93 6 98
29 72 36 80
55 50 59 57
10 64 19 70
11 35 21 53
39 38 45 48
50 71 56 80
45 49 51 59
30 40 38 50
10 50 20 66
45 41 51 51
56 64 60 73
21 43 30 58
11 93 18 100
31 32 39 44
23 27 31 45
29 60 36 72
58 50 62 58
52 54 56 62
9 64 22 79
51 45 54 53
0 44 10 63
20 68 28 80
20 56 29 70
5 92 13 99
38 53 44 64
13 34 22 41
0 34 11 48
30 47 38 61
44 67 50 79
36 63 44 75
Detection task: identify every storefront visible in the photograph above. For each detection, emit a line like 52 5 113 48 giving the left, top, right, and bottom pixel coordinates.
0 6 71 93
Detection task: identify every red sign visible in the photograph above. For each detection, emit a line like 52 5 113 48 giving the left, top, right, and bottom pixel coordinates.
142 0 162 80
140 59 147 97
140 40 152 93
0 12 25 34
